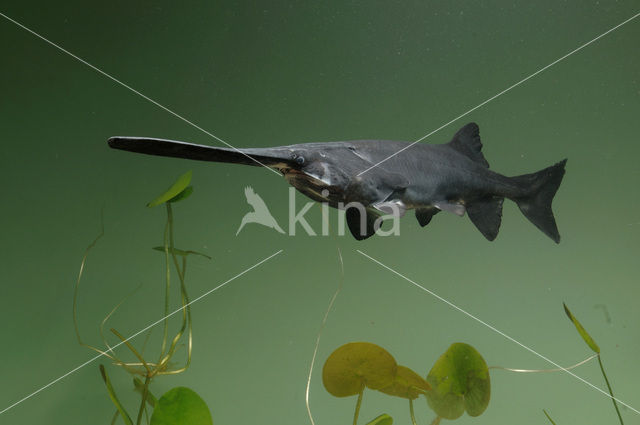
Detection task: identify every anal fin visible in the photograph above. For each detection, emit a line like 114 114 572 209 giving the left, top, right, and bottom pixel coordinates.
467 197 504 241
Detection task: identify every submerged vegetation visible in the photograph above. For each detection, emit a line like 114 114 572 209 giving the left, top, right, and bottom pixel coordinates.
322 341 489 425
72 171 624 425
321 306 623 425
74 171 213 424
543 304 623 425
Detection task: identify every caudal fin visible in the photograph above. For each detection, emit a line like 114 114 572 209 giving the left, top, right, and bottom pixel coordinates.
512 159 567 243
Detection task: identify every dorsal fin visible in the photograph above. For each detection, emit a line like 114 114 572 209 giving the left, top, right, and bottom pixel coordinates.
448 123 489 168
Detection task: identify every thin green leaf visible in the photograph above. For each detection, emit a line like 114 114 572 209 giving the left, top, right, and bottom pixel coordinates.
150 387 213 425
110 410 119 425
168 185 193 203
543 409 557 425
563 303 600 353
365 413 393 425
147 171 193 207
99 365 133 425
152 246 212 259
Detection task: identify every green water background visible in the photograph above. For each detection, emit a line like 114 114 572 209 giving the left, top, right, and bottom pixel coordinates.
1 1 639 424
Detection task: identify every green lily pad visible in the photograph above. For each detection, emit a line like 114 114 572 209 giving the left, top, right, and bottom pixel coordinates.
150 386 213 425
378 365 431 399
563 303 600 354
168 185 193 203
147 170 193 207
425 343 490 420
365 413 393 425
322 342 397 397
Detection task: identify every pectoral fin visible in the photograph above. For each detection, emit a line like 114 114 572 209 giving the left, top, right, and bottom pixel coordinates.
346 208 380 240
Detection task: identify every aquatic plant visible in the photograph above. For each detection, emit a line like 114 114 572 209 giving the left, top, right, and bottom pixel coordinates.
322 335 606 425
322 341 489 425
543 303 623 425
73 171 213 425
424 343 490 421
322 342 400 425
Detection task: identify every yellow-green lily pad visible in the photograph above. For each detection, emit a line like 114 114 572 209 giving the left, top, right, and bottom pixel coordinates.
147 170 192 207
378 365 431 399
425 343 490 420
322 342 397 397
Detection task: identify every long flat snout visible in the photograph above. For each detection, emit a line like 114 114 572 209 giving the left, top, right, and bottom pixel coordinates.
107 137 297 169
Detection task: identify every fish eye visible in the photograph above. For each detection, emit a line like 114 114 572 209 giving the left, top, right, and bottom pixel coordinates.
295 155 305 165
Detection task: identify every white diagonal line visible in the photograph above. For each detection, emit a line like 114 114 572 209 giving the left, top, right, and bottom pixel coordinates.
357 11 640 176
0 249 283 415
357 249 639 415
0 11 281 176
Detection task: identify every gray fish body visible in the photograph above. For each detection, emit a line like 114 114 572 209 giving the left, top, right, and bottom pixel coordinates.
108 123 566 242
335 140 523 204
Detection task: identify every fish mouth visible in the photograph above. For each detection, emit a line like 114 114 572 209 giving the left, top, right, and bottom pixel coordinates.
283 169 325 190
283 169 343 204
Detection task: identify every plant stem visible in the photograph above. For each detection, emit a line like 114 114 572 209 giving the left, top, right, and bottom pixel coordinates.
353 388 364 425
159 203 173 358
73 218 104 345
133 377 157 407
110 328 152 375
305 248 344 425
157 249 193 374
543 409 557 425
409 399 418 425
489 353 597 373
597 354 624 425
136 375 151 425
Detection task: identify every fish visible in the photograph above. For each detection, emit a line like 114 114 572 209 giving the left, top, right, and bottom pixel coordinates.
108 123 567 242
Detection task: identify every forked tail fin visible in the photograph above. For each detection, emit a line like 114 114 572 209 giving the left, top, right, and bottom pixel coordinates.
512 159 567 243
